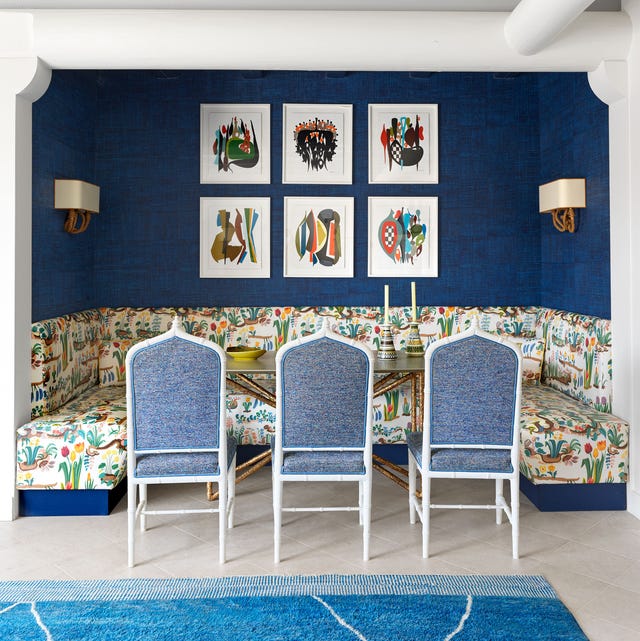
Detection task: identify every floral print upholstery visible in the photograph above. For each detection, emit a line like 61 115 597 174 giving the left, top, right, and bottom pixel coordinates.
31 310 103 418
537 308 613 412
18 305 628 493
520 384 628 485
17 385 126 490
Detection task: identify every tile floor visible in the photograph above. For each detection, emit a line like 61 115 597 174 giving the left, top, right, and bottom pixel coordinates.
1 469 639 641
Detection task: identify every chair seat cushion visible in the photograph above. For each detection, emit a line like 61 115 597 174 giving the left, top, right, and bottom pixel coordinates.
407 431 513 473
135 436 237 478
272 442 365 475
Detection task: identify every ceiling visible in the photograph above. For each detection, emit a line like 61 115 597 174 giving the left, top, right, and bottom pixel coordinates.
0 0 622 10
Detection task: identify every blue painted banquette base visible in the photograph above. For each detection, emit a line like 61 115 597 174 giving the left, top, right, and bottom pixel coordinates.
519 474 626 512
17 445 627 515
374 444 627 512
19 480 127 517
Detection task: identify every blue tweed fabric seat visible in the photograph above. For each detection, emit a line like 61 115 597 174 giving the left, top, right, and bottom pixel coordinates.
408 327 522 560
277 449 365 475
406 433 513 473
126 320 236 567
272 328 374 563
135 445 237 478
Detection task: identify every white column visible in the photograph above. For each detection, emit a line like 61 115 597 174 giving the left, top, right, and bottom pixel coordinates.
616 0 640 518
0 55 51 521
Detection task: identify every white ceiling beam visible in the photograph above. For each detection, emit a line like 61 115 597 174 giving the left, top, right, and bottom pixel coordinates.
505 0 595 55
1 9 630 71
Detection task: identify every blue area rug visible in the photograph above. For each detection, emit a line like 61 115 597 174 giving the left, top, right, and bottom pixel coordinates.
0 574 588 640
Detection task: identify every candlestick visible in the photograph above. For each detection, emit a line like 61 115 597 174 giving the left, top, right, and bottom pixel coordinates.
384 284 389 325
411 281 417 322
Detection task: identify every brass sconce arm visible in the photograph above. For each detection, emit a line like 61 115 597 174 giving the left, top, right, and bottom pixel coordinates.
63 209 95 234
549 207 576 233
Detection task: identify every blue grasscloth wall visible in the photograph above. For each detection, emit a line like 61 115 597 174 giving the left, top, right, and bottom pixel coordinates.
32 70 609 320
32 71 98 319
538 73 610 318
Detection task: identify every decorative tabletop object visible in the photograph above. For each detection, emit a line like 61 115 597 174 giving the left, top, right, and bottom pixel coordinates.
226 346 266 360
406 281 424 357
378 285 397 360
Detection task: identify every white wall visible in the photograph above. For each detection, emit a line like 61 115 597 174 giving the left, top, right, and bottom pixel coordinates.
0 53 50 520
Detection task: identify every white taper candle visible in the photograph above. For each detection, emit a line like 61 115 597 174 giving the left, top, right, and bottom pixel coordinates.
411 281 417 322
384 285 389 325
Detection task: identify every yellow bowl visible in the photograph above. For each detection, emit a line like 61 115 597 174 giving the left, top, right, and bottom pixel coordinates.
226 346 266 361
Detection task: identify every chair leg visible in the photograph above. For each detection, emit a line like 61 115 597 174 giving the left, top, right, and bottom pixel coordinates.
421 471 431 559
273 475 282 564
510 476 520 559
408 454 417 525
358 480 363 526
139 483 148 532
228 454 236 529
362 474 372 561
127 478 136 568
495 478 504 525
218 473 227 564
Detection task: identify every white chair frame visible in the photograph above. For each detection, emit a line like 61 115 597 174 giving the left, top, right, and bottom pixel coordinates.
408 326 522 559
272 327 374 563
126 319 236 567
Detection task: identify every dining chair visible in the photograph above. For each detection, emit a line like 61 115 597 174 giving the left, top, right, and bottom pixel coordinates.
126 317 236 567
272 327 374 563
407 325 522 559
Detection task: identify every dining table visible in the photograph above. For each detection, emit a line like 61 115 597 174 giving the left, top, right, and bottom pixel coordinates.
207 350 425 500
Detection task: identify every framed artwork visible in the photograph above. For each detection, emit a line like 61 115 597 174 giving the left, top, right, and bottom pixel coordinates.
368 104 438 184
200 197 270 278
282 104 352 184
200 104 270 183
368 197 438 277
283 197 354 278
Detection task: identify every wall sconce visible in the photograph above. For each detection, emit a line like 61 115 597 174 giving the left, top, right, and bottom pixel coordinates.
539 178 586 233
54 179 100 234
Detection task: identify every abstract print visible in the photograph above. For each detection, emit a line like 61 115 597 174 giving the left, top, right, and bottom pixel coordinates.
212 117 260 174
378 206 427 265
211 207 259 265
295 208 341 267
380 114 424 172
293 118 338 172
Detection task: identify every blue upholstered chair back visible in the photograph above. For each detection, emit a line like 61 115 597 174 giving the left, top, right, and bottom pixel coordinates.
279 336 371 448
429 334 519 446
129 336 223 451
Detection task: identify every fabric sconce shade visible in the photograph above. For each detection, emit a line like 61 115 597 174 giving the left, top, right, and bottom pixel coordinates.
539 178 585 233
54 179 100 234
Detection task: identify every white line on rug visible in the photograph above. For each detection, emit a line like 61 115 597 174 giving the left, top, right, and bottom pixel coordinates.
312 594 368 641
444 594 473 641
1 601 54 641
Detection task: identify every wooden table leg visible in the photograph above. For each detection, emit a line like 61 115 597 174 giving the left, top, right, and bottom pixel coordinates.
207 449 272 501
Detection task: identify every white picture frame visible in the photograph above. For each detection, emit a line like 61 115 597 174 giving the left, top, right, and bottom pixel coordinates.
200 104 270 184
368 104 438 184
283 197 354 278
200 197 270 278
368 196 438 277
282 104 352 184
